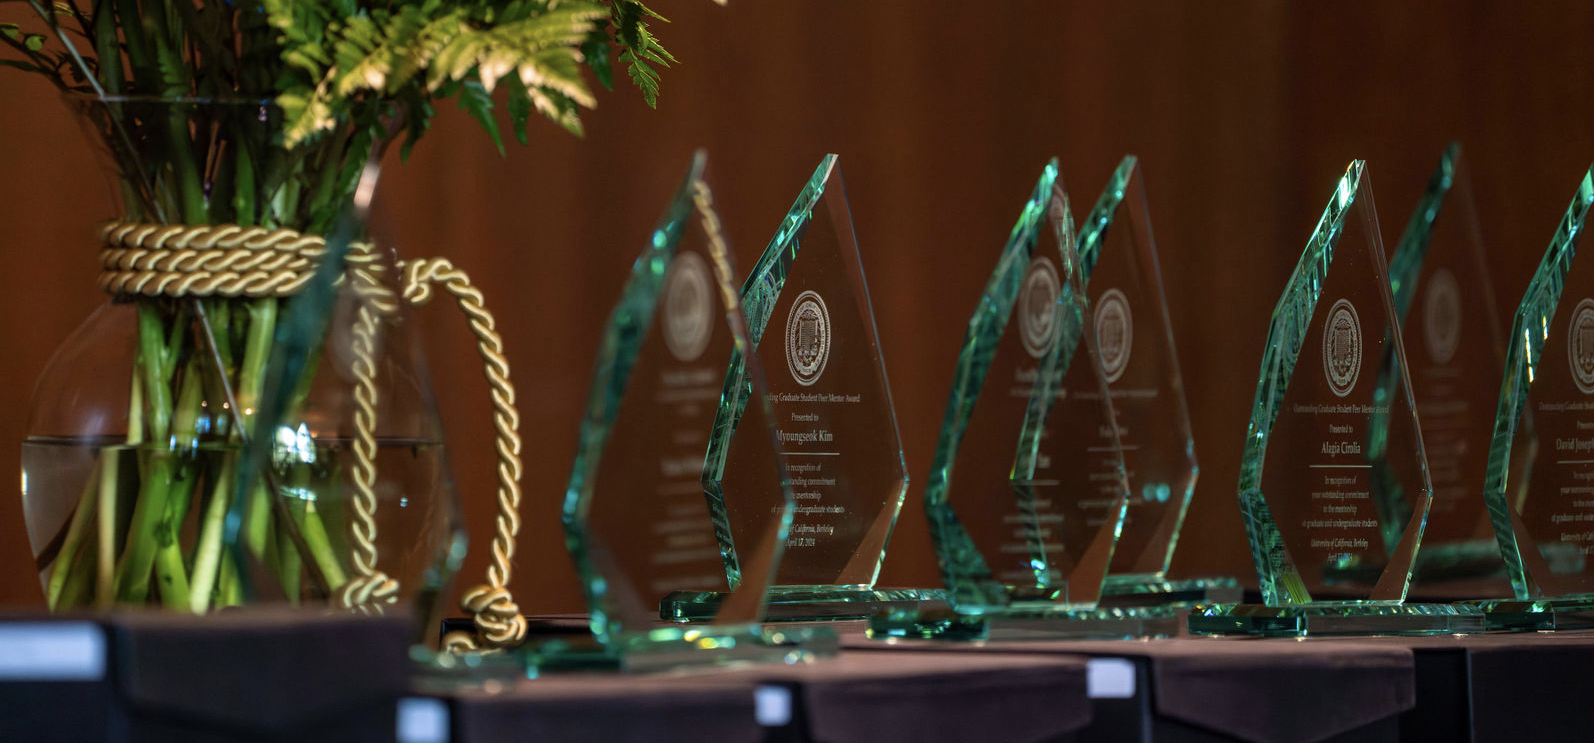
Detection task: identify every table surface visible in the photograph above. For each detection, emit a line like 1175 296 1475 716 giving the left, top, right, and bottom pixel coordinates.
450 651 1092 743
8 612 1594 743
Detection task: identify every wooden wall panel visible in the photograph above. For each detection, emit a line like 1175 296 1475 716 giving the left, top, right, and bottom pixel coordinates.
0 1 1589 616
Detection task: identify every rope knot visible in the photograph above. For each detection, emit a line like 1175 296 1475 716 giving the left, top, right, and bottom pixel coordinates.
336 571 400 615
460 584 527 648
401 257 457 306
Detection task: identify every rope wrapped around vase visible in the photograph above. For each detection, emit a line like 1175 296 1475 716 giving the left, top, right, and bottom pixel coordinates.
99 221 528 652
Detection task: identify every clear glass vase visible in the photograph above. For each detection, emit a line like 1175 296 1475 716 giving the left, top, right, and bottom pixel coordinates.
21 96 464 639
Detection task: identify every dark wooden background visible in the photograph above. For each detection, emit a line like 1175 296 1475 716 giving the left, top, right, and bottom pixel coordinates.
1 1 1590 613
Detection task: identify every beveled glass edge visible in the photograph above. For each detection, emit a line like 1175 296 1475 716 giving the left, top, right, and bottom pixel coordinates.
1010 181 1132 608
1189 601 1485 637
1240 161 1364 606
924 159 1060 610
1387 142 1459 320
702 155 836 588
1012 192 1085 487
1244 161 1434 606
819 163 913 587
705 152 907 591
1074 154 1136 278
740 154 837 347
563 150 706 641
700 172 796 599
1483 163 1594 600
1368 144 1459 573
1078 154 1201 580
562 151 795 642
523 623 829 673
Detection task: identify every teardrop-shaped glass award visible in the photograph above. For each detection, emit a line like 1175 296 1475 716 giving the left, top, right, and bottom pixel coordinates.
1189 161 1483 636
1075 156 1238 609
872 162 1157 641
664 155 932 623
553 152 806 669
1377 144 1513 602
1481 164 1594 630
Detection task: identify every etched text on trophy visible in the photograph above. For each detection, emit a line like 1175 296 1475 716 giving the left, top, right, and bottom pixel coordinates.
1291 406 1386 560
772 392 861 551
1528 298 1594 557
646 360 723 590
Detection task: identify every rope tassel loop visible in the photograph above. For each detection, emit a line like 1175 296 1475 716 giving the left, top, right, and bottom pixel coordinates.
401 258 528 653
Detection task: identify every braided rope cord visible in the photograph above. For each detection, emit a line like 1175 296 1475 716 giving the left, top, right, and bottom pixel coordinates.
101 222 333 298
336 260 403 614
403 259 526 653
100 222 526 649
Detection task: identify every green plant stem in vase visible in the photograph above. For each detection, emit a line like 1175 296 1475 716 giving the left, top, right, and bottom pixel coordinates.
6 0 689 634
29 95 441 616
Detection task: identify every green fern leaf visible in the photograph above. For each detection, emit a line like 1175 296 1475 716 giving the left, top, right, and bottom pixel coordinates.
505 74 532 145
581 34 612 90
397 88 435 161
277 88 335 146
619 47 658 107
454 79 504 156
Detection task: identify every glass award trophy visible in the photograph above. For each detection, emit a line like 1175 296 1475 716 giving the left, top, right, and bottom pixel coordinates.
1480 164 1594 630
1378 143 1512 601
663 154 929 622
1189 160 1482 636
551 151 808 669
871 161 1152 641
1076 156 1236 607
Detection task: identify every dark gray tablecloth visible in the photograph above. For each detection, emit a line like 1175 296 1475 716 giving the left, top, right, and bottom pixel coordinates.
448 671 763 743
849 635 1415 743
740 651 1089 743
112 609 411 736
452 649 1089 743
1325 632 1594 743
0 609 411 742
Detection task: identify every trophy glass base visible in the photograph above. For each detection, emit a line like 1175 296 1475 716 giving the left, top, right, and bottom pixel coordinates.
522 624 837 673
662 586 947 623
1188 602 1485 637
866 604 1180 642
411 645 529 694
1100 575 1244 608
1479 598 1594 632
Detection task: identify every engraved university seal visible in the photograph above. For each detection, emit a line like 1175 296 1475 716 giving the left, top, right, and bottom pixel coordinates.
1094 288 1133 383
1423 267 1461 365
1019 256 1061 359
1568 298 1594 395
663 251 714 362
1322 298 1362 398
785 290 831 386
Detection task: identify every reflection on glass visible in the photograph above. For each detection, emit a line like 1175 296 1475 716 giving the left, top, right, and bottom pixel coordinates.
558 151 798 668
1190 160 1481 636
1376 144 1511 600
1481 162 1594 630
670 154 920 623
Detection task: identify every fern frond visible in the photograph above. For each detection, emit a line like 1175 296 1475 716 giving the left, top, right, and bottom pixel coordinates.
453 79 504 155
610 1 673 107
619 47 657 107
